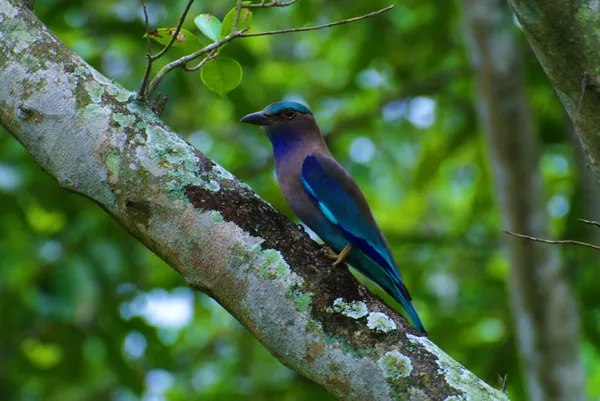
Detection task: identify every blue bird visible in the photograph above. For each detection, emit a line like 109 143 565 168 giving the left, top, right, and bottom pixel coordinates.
241 101 426 334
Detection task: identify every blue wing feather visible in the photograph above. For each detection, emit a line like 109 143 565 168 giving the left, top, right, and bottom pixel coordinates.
301 154 426 334
301 155 396 274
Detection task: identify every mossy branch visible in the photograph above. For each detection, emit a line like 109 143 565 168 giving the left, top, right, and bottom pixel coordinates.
0 0 508 399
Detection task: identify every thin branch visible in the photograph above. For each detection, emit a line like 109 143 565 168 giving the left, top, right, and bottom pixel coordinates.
151 92 169 116
143 4 393 98
498 374 508 394
137 0 153 99
150 0 195 61
232 0 243 33
138 0 195 99
242 0 298 8
184 51 218 72
578 218 600 229
240 5 394 37
146 28 249 96
502 230 600 251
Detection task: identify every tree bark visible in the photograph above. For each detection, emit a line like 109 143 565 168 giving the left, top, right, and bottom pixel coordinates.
507 0 600 184
571 124 600 243
463 1 583 400
0 0 507 399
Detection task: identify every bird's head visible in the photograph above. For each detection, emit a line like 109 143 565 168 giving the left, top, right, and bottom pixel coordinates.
240 101 323 155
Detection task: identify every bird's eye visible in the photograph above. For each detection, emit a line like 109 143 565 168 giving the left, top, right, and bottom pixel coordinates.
282 109 297 120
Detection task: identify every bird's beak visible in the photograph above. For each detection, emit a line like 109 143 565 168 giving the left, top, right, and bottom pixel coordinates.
240 111 271 126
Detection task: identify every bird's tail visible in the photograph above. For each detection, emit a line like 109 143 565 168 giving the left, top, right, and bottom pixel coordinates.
348 252 427 335
388 280 427 335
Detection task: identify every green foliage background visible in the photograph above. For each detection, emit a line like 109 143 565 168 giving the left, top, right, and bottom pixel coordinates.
1 0 599 400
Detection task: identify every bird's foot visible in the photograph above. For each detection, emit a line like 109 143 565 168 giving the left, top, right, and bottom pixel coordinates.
321 244 351 267
320 246 338 259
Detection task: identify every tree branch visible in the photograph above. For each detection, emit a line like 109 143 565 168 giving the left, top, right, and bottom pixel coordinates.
502 230 600 251
242 0 298 8
146 27 248 96
232 0 243 34
578 218 600 230
138 0 195 99
183 51 218 72
502 215 600 252
0 0 508 399
143 3 393 97
239 5 394 37
149 0 195 61
138 0 153 99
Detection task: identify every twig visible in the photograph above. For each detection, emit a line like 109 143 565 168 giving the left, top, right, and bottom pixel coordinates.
497 374 508 394
141 3 393 99
232 0 243 33
137 0 195 99
151 93 169 116
240 5 394 37
147 28 249 96
137 0 153 99
578 218 600 229
184 51 218 72
151 0 195 61
502 230 600 251
242 0 298 8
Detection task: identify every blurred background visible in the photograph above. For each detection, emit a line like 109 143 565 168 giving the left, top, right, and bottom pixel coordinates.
1 0 599 400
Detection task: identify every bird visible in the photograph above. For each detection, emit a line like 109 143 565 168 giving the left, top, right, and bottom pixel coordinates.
240 101 426 334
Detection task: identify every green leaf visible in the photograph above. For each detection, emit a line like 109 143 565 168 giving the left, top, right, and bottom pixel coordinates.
220 4 253 38
143 28 207 49
194 14 222 42
200 57 243 98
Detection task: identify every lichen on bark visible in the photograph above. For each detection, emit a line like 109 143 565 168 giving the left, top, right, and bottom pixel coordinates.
0 0 509 399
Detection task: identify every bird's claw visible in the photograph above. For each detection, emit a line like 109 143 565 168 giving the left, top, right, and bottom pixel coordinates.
321 244 351 267
321 246 338 259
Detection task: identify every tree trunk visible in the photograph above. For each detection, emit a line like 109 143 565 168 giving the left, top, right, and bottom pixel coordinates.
507 0 600 184
0 0 507 399
571 124 600 243
462 1 583 400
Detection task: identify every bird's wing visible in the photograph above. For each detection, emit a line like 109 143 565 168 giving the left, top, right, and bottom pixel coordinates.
300 153 399 279
301 153 426 333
